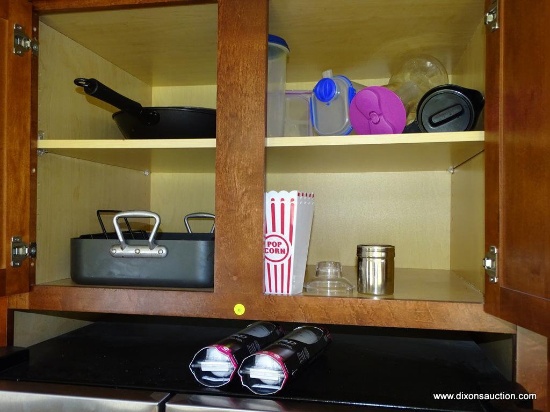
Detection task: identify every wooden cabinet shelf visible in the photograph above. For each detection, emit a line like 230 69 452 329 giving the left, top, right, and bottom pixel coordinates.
38 139 217 173
9 268 513 333
266 133 484 173
38 131 483 173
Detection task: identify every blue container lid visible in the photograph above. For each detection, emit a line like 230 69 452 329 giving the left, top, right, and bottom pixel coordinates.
313 78 337 103
268 34 290 52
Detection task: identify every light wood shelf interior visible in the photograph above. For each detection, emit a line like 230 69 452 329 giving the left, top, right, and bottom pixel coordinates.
37 132 484 173
303 267 483 303
38 0 483 87
32 267 483 304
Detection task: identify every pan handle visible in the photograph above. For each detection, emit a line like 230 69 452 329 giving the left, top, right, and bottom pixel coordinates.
74 78 160 126
96 209 135 239
184 212 215 234
110 211 168 258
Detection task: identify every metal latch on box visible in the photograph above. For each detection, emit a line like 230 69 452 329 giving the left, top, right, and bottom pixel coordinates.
11 236 37 267
483 246 498 283
13 24 39 56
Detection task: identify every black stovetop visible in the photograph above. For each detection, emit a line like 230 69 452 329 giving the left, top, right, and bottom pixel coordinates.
0 317 527 411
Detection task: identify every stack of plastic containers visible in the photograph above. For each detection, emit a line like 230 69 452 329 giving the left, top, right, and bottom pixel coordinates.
267 34 290 137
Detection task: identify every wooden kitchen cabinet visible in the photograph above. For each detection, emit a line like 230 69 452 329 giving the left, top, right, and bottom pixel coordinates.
4 0 502 330
0 0 548 407
483 0 550 339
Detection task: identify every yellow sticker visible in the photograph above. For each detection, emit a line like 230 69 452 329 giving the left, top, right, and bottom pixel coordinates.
233 303 245 316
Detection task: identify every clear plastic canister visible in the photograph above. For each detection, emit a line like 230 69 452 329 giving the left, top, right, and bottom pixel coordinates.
267 34 290 137
385 55 449 124
310 70 361 136
284 91 313 136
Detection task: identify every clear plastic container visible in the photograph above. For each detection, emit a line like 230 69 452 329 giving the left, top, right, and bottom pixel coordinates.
284 91 312 136
310 70 361 136
385 55 449 124
304 261 354 296
267 35 290 137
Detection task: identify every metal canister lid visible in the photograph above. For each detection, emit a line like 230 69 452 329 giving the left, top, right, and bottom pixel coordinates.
356 245 395 258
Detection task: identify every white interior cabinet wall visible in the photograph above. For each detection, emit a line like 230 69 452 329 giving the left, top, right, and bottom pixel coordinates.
36 155 151 283
448 19 486 292
37 22 152 141
266 171 452 269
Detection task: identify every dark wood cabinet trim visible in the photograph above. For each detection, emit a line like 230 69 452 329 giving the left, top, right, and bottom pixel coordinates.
31 0 215 14
483 0 503 320
215 0 268 294
484 0 550 339
1 0 35 296
8 285 516 334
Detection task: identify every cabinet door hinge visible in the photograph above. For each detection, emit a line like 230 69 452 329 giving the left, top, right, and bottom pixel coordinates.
11 236 37 267
485 0 499 32
13 24 39 56
483 246 498 283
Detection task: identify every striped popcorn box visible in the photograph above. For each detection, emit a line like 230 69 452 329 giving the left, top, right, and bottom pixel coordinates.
264 191 315 295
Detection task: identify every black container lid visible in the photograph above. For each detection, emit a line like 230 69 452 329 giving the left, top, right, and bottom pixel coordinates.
417 84 484 132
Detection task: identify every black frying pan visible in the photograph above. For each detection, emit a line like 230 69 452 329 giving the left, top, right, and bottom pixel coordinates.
74 78 216 139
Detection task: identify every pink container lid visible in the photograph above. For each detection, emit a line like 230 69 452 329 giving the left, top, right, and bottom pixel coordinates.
349 86 406 135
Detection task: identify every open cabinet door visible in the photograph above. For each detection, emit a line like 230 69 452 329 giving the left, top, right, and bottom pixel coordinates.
484 0 550 338
0 0 36 344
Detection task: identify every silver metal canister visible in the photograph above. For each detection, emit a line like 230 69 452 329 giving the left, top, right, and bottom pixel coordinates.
357 245 395 295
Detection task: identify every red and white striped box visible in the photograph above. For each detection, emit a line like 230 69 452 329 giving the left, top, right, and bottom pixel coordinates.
264 191 315 295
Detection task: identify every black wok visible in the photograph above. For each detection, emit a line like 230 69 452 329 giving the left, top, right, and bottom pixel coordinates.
74 78 216 139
